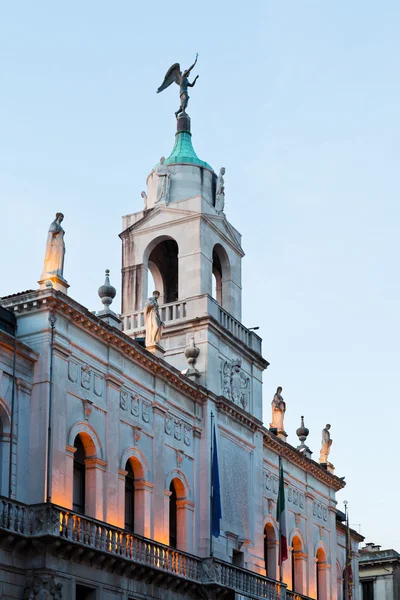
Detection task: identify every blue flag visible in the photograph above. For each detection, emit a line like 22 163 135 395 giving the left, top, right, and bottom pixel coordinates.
212 425 222 537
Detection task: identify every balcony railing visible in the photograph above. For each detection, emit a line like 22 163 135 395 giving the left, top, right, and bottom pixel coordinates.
121 294 262 354
0 497 315 599
287 592 314 600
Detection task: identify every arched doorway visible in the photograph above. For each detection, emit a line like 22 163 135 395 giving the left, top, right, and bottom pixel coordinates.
264 522 277 579
73 435 86 514
169 480 177 548
148 239 179 304
124 460 135 532
316 547 328 600
292 535 304 593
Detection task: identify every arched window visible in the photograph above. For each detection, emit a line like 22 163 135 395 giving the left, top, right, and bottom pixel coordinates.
73 436 86 514
316 547 328 600
169 481 177 548
148 239 179 304
264 523 277 579
292 535 304 593
124 460 135 532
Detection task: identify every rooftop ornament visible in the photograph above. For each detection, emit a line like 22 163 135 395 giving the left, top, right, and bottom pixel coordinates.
157 53 199 119
296 416 312 458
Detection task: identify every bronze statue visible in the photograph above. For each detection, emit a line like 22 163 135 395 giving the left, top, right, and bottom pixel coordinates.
157 54 199 117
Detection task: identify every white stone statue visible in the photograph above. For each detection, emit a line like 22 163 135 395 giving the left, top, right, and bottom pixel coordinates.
215 167 225 213
155 157 172 205
319 424 332 463
144 291 164 347
40 213 66 281
270 386 286 431
141 190 148 210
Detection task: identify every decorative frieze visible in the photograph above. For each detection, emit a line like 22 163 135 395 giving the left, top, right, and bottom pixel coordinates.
313 502 328 522
265 471 305 509
119 389 151 425
220 358 250 410
164 414 192 447
68 359 104 398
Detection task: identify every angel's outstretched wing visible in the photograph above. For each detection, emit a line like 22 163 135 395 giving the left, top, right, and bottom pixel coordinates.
157 63 181 93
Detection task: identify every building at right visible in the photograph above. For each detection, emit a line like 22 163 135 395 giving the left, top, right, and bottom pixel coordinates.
358 543 400 600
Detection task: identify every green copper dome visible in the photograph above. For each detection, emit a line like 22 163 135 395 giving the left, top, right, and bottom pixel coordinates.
164 131 213 171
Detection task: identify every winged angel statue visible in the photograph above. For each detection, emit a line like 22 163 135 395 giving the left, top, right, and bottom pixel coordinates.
157 54 199 117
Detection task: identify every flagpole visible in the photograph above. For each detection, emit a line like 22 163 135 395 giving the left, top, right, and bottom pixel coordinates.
210 411 214 557
279 455 283 583
344 500 349 598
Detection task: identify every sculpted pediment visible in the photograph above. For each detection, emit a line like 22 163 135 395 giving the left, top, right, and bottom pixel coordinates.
121 204 202 237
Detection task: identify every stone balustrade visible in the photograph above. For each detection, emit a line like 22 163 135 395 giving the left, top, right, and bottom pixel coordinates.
0 497 318 599
121 294 262 354
286 591 314 600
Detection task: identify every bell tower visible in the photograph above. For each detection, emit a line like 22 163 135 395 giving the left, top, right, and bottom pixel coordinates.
120 112 268 420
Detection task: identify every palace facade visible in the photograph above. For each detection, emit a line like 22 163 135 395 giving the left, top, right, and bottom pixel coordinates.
0 109 362 600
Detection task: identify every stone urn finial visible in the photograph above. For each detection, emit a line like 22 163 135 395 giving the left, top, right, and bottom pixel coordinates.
296 415 312 457
296 415 309 444
185 337 200 366
98 269 116 311
182 337 200 380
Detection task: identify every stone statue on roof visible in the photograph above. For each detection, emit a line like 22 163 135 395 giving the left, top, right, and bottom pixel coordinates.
215 167 226 213
157 54 199 118
155 157 172 205
144 291 164 348
40 213 66 281
270 386 286 431
319 424 332 463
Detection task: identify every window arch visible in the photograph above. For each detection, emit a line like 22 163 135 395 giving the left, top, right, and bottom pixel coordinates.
120 449 151 536
144 236 179 305
264 522 277 579
167 475 192 552
69 427 104 519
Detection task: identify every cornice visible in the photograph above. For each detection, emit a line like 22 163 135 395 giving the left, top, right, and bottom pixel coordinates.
0 330 39 363
215 396 263 432
262 429 345 492
1 289 209 405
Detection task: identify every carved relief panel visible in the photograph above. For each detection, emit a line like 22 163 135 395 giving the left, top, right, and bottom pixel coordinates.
220 358 250 410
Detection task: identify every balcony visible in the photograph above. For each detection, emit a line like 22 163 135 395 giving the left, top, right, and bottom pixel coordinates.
121 294 262 355
0 497 312 599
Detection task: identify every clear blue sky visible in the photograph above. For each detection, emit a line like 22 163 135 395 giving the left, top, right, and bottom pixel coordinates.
1 2 399 549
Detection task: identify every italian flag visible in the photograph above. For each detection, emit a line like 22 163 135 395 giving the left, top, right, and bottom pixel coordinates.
276 461 288 564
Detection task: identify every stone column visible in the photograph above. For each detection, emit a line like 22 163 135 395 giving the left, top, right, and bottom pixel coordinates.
64 445 76 509
117 468 127 529
163 489 172 545
176 498 195 553
121 264 148 314
152 402 167 543
105 372 123 527
305 491 317 597
135 480 153 538
85 457 106 520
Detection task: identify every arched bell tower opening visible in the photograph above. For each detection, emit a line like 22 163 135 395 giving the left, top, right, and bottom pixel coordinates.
145 237 179 305
212 243 231 311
